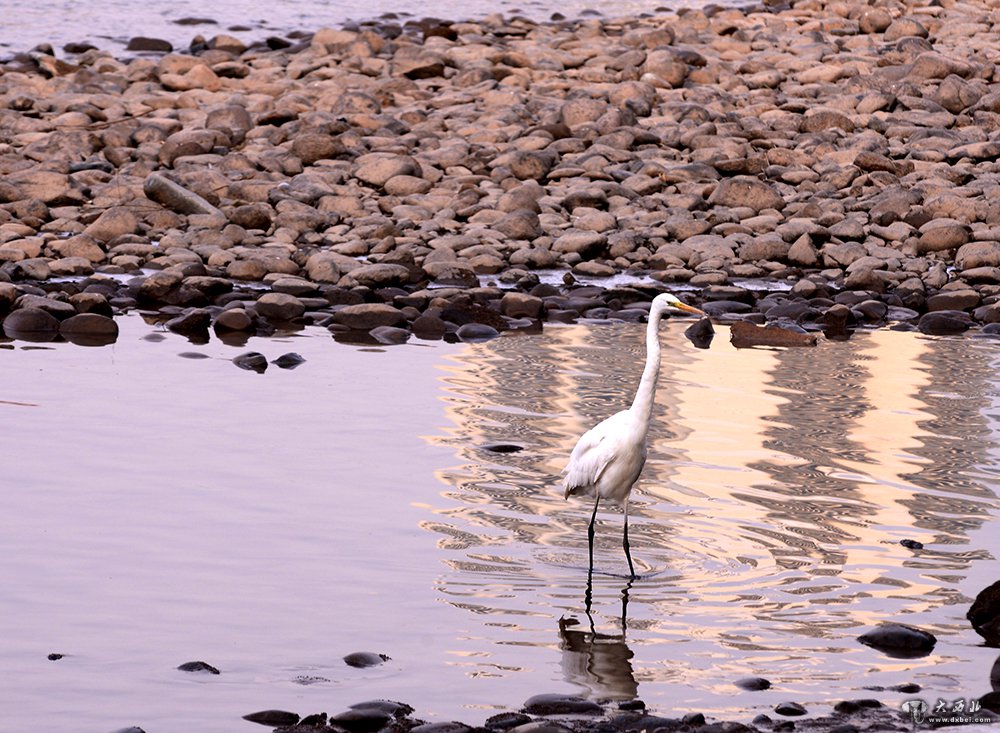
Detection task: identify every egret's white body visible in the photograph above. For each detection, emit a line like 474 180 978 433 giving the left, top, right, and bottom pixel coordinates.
562 293 705 578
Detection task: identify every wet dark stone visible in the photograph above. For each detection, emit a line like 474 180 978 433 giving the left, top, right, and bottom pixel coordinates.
126 36 173 52
979 691 1000 713
774 702 807 716
233 351 268 373
680 712 705 726
142 332 167 342
60 313 119 346
822 303 853 339
702 300 753 316
299 712 329 726
892 683 921 693
110 728 146 733
482 443 523 453
764 300 818 321
178 352 210 359
617 700 646 711
47 653 64 660
331 708 393 733
485 712 532 729
833 699 882 714
177 660 220 674
165 308 212 336
857 623 936 658
412 314 447 339
370 325 411 344
409 723 472 733
852 299 888 322
624 714 684 730
456 323 500 343
968 580 1000 646
523 694 603 716
3 307 60 338
343 651 390 668
684 316 714 348
918 311 972 335
900 539 924 550
272 352 306 369
734 676 771 691
243 710 300 726
348 700 414 718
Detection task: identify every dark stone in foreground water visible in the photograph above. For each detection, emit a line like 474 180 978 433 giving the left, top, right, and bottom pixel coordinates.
857 623 937 658
177 660 220 674
272 352 306 369
523 694 603 716
734 676 771 691
243 709 299 726
343 651 390 668
968 579 1000 646
774 701 807 716
233 351 268 373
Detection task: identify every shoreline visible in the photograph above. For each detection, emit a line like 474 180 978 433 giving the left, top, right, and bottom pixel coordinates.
2 0 1000 346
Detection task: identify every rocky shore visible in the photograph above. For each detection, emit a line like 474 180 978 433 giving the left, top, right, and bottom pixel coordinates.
4 0 1000 345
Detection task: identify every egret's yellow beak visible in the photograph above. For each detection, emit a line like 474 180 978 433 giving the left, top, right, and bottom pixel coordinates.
676 302 705 317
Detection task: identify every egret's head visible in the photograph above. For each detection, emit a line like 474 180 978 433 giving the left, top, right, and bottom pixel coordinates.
653 292 705 317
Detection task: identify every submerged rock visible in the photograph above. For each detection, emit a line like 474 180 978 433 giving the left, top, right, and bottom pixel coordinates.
177 660 220 674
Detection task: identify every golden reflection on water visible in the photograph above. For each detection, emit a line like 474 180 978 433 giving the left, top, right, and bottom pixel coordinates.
423 321 1000 711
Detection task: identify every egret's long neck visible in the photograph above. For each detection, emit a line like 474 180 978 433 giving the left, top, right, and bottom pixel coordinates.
629 303 664 426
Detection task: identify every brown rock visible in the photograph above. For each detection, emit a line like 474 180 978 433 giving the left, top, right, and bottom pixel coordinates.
59 313 119 345
730 321 819 348
332 303 406 330
48 234 106 263
3 308 60 337
214 308 254 332
926 289 980 312
916 224 970 253
956 242 1000 270
255 292 306 321
342 263 412 288
708 177 785 212
230 203 274 230
83 207 139 243
138 271 183 301
500 292 543 319
292 134 346 165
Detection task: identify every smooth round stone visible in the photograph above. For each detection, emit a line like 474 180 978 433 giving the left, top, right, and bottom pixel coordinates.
343 651 389 668
456 323 500 343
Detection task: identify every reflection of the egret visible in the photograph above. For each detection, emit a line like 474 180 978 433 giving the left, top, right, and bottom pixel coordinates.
558 575 636 701
424 321 1000 711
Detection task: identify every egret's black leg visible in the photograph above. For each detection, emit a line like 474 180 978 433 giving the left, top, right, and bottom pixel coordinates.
623 500 636 579
588 496 600 575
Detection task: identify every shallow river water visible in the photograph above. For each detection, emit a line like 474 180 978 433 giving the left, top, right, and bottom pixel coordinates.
2 314 999 732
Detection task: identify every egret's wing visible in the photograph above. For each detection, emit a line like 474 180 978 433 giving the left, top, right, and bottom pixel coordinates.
562 411 629 497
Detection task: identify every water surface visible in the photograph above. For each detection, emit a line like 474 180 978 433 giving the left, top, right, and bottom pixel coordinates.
2 0 720 55
1 315 998 731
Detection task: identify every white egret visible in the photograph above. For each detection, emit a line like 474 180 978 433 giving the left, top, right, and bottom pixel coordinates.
562 293 706 578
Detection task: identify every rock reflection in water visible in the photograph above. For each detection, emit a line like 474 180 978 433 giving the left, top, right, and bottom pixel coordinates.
424 322 1000 712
